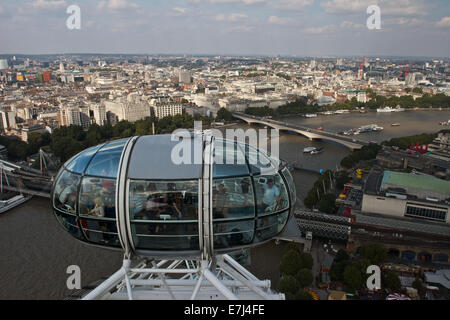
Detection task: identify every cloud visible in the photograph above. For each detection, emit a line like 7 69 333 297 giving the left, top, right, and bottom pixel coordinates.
98 0 139 11
226 25 255 32
271 0 314 10
215 13 248 22
340 21 364 29
173 7 188 15
268 16 295 25
321 0 430 16
189 0 265 4
304 24 337 33
20 0 67 12
435 17 450 28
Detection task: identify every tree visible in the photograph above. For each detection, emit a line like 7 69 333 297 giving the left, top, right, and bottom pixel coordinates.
299 252 314 270
360 243 387 265
335 249 350 263
317 193 337 214
284 242 301 254
343 265 364 290
294 290 313 300
384 271 401 291
412 278 424 292
278 275 300 300
412 87 423 94
86 124 102 147
216 107 234 121
279 250 302 277
330 261 349 282
296 268 313 288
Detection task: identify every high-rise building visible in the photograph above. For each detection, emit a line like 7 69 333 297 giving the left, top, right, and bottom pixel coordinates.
0 59 8 70
179 69 191 84
152 100 183 119
59 62 65 72
43 72 51 82
0 110 16 130
59 106 90 129
91 104 107 126
104 94 151 123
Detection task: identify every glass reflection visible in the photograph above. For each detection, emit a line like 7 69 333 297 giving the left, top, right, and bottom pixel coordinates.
79 219 120 246
282 167 296 206
213 177 254 220
85 139 127 178
54 209 84 240
242 144 274 175
256 210 289 241
79 177 116 219
53 170 81 214
65 144 103 174
254 174 288 216
213 139 249 178
129 180 198 221
213 220 254 249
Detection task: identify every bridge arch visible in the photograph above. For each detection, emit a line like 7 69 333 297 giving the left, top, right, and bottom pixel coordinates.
433 253 448 263
233 113 364 151
417 251 433 263
401 250 416 261
388 248 400 258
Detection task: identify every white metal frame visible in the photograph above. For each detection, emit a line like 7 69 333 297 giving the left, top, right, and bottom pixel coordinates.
82 254 284 300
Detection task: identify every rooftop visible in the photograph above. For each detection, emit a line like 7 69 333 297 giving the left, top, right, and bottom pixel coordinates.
382 171 450 196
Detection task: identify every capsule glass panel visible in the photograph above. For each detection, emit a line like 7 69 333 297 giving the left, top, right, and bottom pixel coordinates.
53 170 81 213
129 180 200 251
213 177 255 220
85 139 127 178
254 173 289 216
213 139 249 178
282 167 296 206
79 177 116 218
65 144 104 174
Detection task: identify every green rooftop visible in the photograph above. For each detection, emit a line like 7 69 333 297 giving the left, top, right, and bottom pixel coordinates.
382 171 450 195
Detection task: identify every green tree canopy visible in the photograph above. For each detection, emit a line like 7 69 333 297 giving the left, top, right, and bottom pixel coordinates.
278 275 300 300
343 265 364 290
294 290 313 300
216 107 234 121
296 268 314 288
360 243 387 265
384 271 401 291
279 250 302 277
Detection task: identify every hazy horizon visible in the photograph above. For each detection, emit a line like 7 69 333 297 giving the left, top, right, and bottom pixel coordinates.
0 0 449 57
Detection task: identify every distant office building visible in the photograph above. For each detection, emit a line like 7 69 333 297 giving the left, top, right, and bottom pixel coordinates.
59 62 65 72
43 72 51 82
0 110 16 130
20 124 48 143
152 100 183 119
104 94 151 123
59 106 90 129
362 170 450 224
91 104 107 126
179 69 191 84
0 59 8 70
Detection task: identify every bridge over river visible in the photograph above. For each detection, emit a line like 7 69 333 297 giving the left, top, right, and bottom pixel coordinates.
233 112 368 151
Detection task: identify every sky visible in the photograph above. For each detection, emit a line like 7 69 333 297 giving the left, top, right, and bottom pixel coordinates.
0 0 449 57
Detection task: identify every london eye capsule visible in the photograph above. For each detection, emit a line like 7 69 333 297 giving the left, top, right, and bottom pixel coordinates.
52 133 296 258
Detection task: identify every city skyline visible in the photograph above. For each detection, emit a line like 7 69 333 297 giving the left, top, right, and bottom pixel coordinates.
0 0 449 57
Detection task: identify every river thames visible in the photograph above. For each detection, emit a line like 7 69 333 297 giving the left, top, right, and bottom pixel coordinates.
0 110 449 299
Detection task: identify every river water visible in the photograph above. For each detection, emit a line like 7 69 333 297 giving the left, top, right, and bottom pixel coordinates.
1 110 449 299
